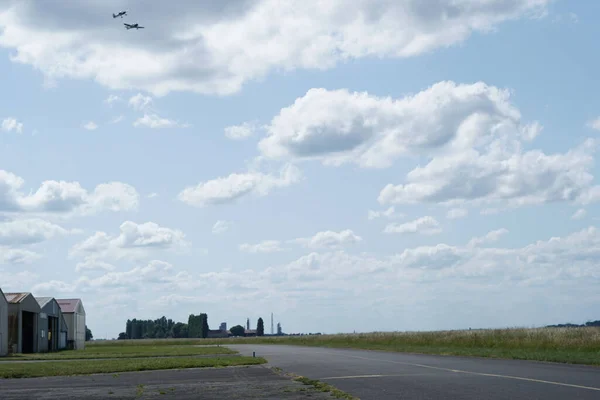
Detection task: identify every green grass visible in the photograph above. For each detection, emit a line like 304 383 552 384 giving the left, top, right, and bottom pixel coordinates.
92 327 600 366
0 356 266 379
294 376 358 400
6 344 236 360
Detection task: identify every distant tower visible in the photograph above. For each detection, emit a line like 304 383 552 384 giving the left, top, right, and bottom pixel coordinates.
219 322 227 332
277 322 282 335
271 313 274 335
246 318 250 330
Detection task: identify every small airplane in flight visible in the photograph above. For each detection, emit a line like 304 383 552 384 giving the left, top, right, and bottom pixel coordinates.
124 23 144 30
112 10 127 18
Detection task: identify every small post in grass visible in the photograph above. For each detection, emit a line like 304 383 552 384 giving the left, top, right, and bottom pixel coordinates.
253 351 255 358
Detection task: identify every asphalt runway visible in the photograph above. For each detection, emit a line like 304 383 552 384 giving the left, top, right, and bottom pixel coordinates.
228 344 600 400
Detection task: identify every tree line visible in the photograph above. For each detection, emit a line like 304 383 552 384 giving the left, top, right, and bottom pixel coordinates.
546 320 600 328
117 314 269 340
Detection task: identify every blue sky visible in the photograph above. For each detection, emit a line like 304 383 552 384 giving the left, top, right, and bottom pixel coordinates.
1 0 600 339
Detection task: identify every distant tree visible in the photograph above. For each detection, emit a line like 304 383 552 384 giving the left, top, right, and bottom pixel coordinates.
200 313 209 339
257 318 264 336
188 314 202 338
85 325 93 341
230 325 245 337
117 332 128 340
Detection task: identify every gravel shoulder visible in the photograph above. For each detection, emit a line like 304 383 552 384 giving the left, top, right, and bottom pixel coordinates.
0 365 342 400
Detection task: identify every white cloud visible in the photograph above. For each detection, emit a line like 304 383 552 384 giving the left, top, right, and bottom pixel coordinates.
571 208 586 220
104 94 121 106
0 218 80 246
69 221 189 269
147 192 158 199
379 137 600 208
466 228 508 248
0 170 139 216
0 1 549 96
292 229 362 249
0 247 40 264
83 121 98 130
1 117 23 133
588 117 600 131
384 216 442 235
368 206 403 220
128 93 153 111
110 115 124 124
224 121 258 140
258 82 539 168
178 163 302 207
239 240 284 253
212 220 232 234
446 208 468 219
133 113 188 129
34 260 175 293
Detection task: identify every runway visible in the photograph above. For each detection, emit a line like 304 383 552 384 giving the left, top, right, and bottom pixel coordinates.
228 344 600 399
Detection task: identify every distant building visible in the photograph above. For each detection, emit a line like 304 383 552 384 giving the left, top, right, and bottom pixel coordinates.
244 329 257 337
56 298 86 350
207 329 228 338
0 288 7 356
219 322 227 332
5 292 42 354
246 318 250 330
35 297 67 353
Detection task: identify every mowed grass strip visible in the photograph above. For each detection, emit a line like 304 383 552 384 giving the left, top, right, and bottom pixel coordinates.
0 356 266 379
117 327 600 366
7 345 236 361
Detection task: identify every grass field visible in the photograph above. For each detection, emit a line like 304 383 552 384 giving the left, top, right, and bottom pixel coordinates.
92 327 600 366
0 356 267 379
6 344 236 360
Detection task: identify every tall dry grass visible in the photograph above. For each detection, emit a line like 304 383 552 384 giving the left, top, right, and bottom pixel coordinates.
89 327 600 365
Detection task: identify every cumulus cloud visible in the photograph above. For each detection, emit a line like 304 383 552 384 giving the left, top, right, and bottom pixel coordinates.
69 221 189 270
258 82 543 167
178 163 302 207
1 117 23 133
379 138 600 208
0 170 139 217
588 117 600 131
34 260 175 293
128 93 153 111
0 247 40 264
368 206 403 220
291 229 362 249
466 228 508 248
384 216 442 235
571 208 587 220
133 113 189 129
241 229 361 254
0 1 549 96
446 208 468 219
224 121 258 140
256 80 600 210
83 121 98 130
111 115 124 124
0 218 80 246
104 94 121 106
239 240 284 253
212 220 232 234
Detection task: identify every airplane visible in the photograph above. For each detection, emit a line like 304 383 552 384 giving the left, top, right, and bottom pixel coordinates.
124 23 144 30
112 10 127 18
